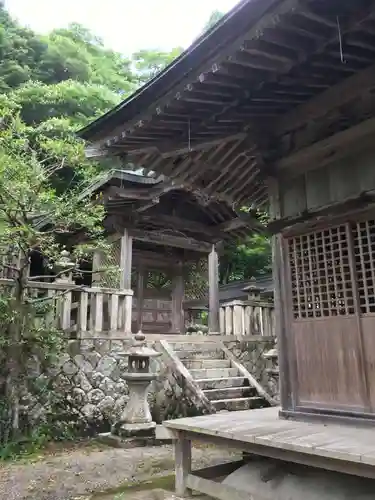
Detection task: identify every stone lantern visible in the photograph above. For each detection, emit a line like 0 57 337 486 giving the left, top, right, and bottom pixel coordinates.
113 332 162 438
55 249 75 284
263 338 280 404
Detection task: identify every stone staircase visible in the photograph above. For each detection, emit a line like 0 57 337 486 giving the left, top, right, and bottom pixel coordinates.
165 340 271 412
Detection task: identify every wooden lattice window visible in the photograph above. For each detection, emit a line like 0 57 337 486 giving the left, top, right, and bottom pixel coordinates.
95 239 121 288
353 219 375 314
287 225 354 319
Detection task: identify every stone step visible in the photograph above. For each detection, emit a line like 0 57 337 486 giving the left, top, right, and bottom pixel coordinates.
189 367 239 379
196 376 247 390
211 396 264 411
203 386 257 401
177 349 225 360
183 359 231 370
169 342 219 352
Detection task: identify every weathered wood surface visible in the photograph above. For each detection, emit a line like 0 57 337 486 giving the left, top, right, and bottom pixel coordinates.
0 278 133 336
208 245 220 334
165 407 375 472
219 299 275 336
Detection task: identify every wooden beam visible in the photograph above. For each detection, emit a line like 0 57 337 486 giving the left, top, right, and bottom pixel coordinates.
107 186 157 200
217 212 265 233
130 229 212 252
267 191 375 235
139 214 223 240
277 117 375 171
276 62 375 136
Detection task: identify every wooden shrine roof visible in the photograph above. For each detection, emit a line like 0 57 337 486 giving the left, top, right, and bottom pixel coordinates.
79 0 375 208
84 170 263 253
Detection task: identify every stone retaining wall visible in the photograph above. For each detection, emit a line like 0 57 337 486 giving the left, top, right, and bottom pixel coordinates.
24 337 277 434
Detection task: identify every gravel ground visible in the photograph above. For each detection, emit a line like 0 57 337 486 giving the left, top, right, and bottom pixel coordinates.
0 443 238 500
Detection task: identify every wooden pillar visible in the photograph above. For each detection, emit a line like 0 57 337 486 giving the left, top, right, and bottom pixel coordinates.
171 262 185 334
92 250 102 286
208 244 220 335
268 177 292 411
120 229 133 334
136 265 145 332
120 229 133 289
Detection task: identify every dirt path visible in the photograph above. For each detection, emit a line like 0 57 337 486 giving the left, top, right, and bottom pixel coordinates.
0 443 238 500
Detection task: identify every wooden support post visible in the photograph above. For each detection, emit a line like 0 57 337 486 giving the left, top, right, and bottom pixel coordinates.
171 263 185 334
92 250 102 286
175 433 191 497
120 229 133 334
120 229 133 289
136 265 145 332
208 244 220 335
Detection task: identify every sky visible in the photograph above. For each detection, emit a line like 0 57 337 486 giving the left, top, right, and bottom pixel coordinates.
4 0 239 55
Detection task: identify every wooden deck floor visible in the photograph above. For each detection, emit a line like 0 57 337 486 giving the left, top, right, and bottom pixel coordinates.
164 407 375 479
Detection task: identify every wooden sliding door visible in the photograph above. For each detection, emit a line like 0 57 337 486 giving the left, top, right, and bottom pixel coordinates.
286 222 371 414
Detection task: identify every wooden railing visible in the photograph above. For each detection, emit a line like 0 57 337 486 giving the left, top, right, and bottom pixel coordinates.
219 299 275 336
0 278 133 336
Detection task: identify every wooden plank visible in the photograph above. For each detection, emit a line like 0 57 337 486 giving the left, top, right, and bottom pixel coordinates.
94 291 104 333
164 407 375 475
130 228 212 252
220 342 277 406
277 117 375 171
79 292 88 333
110 293 119 331
140 214 222 239
276 62 375 135
175 433 192 497
61 289 72 331
124 294 133 334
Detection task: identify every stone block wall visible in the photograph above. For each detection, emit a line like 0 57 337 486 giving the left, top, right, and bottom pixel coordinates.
23 336 277 435
225 338 278 399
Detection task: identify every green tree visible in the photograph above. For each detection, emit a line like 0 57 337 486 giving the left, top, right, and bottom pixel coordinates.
132 47 183 85
9 79 121 126
0 104 109 451
203 10 225 32
219 234 272 284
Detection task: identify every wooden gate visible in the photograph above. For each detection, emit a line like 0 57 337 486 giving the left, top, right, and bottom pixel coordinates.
285 218 375 414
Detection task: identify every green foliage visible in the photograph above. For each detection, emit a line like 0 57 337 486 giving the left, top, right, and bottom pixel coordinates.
132 47 183 85
203 10 225 32
220 233 272 284
0 109 109 457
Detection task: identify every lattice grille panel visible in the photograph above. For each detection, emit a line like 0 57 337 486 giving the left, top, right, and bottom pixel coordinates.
96 239 121 288
146 270 172 291
185 258 208 300
353 219 375 314
287 225 354 319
